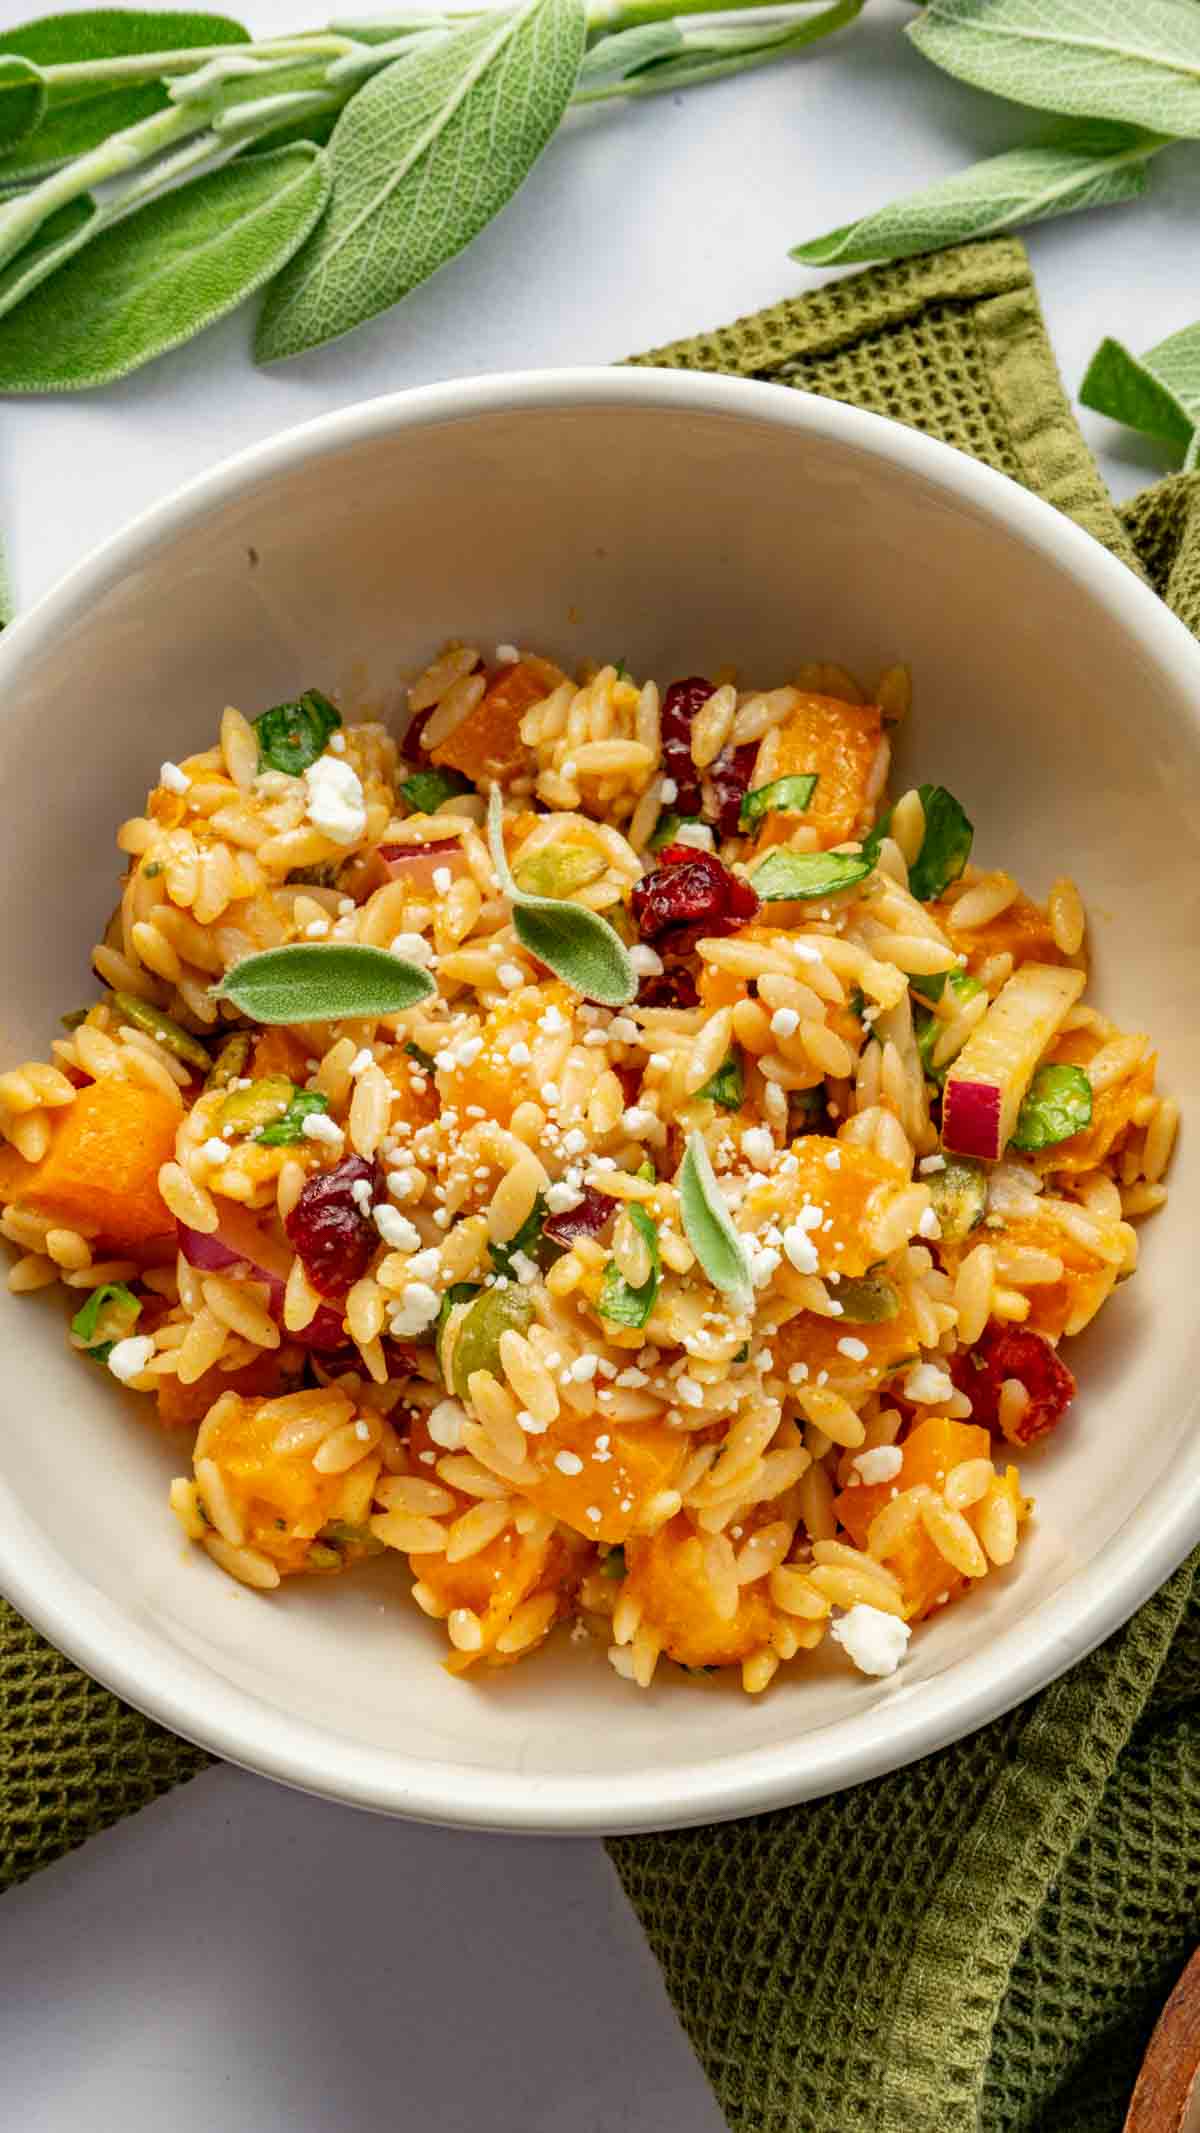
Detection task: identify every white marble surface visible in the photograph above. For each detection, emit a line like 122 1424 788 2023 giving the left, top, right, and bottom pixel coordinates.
1 2 1192 2124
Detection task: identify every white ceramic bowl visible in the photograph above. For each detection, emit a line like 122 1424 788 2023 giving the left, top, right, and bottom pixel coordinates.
1 369 1198 1835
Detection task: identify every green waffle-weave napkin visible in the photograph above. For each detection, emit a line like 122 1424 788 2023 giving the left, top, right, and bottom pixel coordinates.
2 236 1198 2133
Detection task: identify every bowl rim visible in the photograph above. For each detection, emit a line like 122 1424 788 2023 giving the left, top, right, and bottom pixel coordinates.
1 362 1198 1835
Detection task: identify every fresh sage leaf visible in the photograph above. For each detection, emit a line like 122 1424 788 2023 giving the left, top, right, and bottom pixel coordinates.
1081 321 1200 467
400 764 472 813
0 12 249 183
739 773 817 830
0 194 98 323
0 141 330 391
1010 1062 1093 1151
0 55 45 152
487 785 637 1007
254 686 341 774
215 941 436 1023
678 1130 752 1311
909 0 1200 139
697 1049 744 1110
792 123 1161 267
254 1088 331 1144
907 785 973 901
598 1203 660 1329
256 0 587 363
750 846 873 902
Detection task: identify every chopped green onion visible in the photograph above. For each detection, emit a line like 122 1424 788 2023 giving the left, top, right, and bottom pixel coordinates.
697 1049 744 1110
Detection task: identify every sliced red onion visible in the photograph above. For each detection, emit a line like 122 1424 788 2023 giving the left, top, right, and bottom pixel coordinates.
177 1214 346 1351
543 1186 613 1248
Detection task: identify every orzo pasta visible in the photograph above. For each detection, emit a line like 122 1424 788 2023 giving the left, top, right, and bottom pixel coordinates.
0 653 1174 1692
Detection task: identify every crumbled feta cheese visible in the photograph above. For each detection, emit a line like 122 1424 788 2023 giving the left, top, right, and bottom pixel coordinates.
554 1450 584 1476
198 1138 230 1168
159 760 190 794
305 919 329 938
302 1112 345 1148
741 1126 774 1170
770 1007 800 1039
455 1036 483 1067
659 778 678 805
540 1081 560 1104
386 1168 419 1203
824 1147 842 1171
629 945 664 977
107 1335 155 1384
355 1419 372 1442
782 1219 820 1275
675 1375 704 1408
561 1128 588 1157
302 754 367 846
853 1445 904 1485
508 1250 540 1284
495 643 520 665
388 931 434 966
918 1205 942 1239
350 1178 373 1214
546 1180 585 1215
919 1154 946 1174
673 822 714 850
508 1041 532 1068
388 1281 440 1337
432 865 453 896
374 1205 421 1252
836 1335 870 1362
516 1408 548 1436
614 1367 648 1390
568 1353 598 1383
787 1361 810 1385
427 1398 466 1451
748 1240 782 1288
497 962 524 991
829 1603 911 1678
622 1106 655 1135
608 1017 638 1044
406 1247 441 1283
585 1506 603 1524
349 1047 374 1078
539 1005 568 1035
903 1362 955 1405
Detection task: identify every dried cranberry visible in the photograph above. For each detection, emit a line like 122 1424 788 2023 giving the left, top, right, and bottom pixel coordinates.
949 1324 1076 1445
285 1155 382 1299
708 742 758 838
637 966 700 1010
660 677 712 817
631 846 759 944
543 1186 613 1249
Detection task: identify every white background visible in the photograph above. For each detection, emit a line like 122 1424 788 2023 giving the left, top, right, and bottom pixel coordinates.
2 2 1195 2125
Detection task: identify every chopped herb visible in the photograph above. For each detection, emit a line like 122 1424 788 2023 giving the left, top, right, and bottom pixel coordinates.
60 1008 89 1031
788 1084 830 1136
598 1204 660 1329
320 1519 385 1556
405 1040 436 1072
400 765 472 813
71 1282 140 1361
1010 1063 1094 1152
255 1088 331 1146
275 1518 288 1531
697 1048 744 1110
614 660 629 681
647 810 690 852
142 861 163 879
907 786 974 901
489 1190 550 1276
636 1159 657 1183
253 688 341 776
739 772 818 830
733 1342 750 1363
603 1544 626 1579
750 847 874 902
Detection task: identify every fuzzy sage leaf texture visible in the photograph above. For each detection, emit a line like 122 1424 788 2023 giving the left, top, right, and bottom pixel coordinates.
0 53 46 149
0 140 329 389
678 1131 752 1312
1081 321 1200 468
215 942 436 1023
256 0 587 363
0 11 250 182
792 122 1162 266
486 783 637 1007
909 0 1200 139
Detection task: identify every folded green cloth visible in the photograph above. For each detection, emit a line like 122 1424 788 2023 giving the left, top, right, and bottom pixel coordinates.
2 235 1197 2133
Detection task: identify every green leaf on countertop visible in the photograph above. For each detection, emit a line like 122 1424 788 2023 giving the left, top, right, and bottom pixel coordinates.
792 123 1162 267
0 141 330 391
909 0 1200 139
215 941 436 1023
1081 321 1200 466
0 12 250 182
256 0 587 363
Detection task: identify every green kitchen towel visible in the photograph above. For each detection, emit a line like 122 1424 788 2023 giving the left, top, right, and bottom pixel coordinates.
2 236 1198 2133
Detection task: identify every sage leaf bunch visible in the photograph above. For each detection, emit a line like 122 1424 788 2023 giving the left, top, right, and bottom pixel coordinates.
0 0 864 390
1081 323 1200 468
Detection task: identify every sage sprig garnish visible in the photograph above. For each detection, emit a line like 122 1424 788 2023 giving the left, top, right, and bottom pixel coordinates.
678 1131 752 1313
214 941 436 1023
487 785 637 1008
1081 321 1200 468
0 0 864 388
